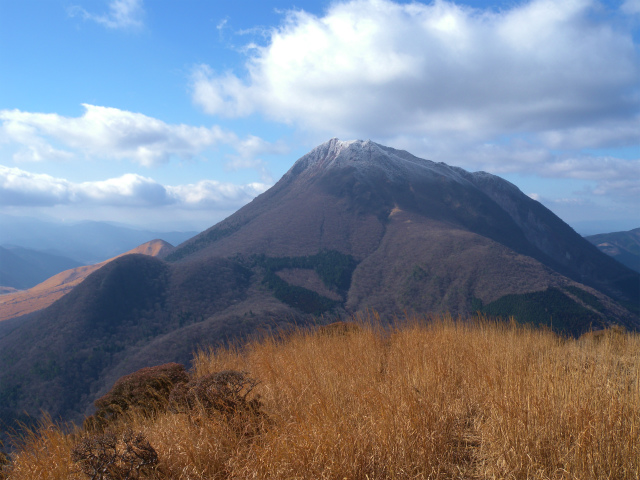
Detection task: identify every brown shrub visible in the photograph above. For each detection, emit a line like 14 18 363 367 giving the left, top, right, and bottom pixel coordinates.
169 370 262 418
86 363 189 430
71 429 157 480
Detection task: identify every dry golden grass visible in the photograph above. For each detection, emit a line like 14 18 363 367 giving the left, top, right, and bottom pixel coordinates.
3 315 639 479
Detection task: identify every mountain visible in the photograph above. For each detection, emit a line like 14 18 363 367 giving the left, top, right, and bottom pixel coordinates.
0 239 174 322
0 138 638 432
169 139 638 320
0 246 82 290
585 228 640 273
0 215 197 264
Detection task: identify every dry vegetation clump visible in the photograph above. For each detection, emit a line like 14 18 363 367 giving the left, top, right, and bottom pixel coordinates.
71 429 158 479
168 370 262 420
3 314 640 479
85 363 189 431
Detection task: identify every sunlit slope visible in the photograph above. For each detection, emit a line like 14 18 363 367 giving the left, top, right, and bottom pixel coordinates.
0 239 174 322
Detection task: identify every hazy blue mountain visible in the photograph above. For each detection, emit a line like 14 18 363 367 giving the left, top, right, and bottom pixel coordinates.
585 228 640 273
0 215 197 264
0 246 82 290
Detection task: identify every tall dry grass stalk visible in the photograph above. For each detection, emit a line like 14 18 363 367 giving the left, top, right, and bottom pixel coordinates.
3 314 639 479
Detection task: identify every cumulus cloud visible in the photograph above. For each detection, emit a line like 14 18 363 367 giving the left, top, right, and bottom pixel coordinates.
192 0 639 141
0 104 282 170
0 167 74 206
69 0 145 30
189 0 640 200
542 156 640 182
0 165 269 209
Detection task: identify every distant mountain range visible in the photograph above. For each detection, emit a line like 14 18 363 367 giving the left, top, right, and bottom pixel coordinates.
0 246 82 290
585 228 640 273
0 215 197 265
0 138 638 432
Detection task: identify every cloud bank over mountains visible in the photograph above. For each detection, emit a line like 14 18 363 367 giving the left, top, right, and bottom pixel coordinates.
0 166 267 209
193 0 638 135
1 0 638 231
0 103 281 225
192 0 639 198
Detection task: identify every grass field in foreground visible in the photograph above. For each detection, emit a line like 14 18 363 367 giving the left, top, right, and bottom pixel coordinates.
4 314 639 479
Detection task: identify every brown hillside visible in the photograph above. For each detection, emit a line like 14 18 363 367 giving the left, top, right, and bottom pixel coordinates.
0 239 174 322
342 209 631 322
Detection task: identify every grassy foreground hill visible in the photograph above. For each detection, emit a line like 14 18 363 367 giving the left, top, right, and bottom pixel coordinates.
3 315 638 480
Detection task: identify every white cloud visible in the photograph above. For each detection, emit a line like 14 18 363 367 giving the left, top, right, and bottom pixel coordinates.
0 105 231 167
79 174 171 206
0 105 281 171
167 180 268 207
622 0 640 15
529 194 591 206
223 135 289 182
590 178 640 198
0 165 269 210
539 117 640 150
234 135 288 160
0 167 74 206
69 0 145 30
188 0 640 207
538 155 640 199
192 0 639 142
542 156 640 182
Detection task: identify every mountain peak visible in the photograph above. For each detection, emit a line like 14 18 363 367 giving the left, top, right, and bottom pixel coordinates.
284 138 475 190
127 239 174 258
285 138 377 178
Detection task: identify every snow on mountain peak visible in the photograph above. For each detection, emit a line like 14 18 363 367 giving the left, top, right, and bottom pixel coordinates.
287 138 478 187
284 139 532 197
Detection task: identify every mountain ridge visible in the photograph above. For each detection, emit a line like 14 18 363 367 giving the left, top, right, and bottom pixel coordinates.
0 239 174 322
586 228 640 273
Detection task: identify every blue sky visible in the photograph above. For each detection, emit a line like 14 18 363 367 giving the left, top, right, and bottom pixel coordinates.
0 0 638 235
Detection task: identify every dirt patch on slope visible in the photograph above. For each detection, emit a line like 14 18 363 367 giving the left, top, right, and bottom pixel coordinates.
276 269 343 301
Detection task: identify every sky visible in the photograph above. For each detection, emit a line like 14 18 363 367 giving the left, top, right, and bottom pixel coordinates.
0 0 638 235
